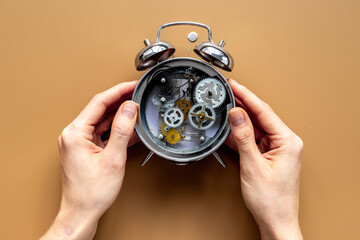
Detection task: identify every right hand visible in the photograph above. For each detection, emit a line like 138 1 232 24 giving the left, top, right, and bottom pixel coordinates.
226 79 303 240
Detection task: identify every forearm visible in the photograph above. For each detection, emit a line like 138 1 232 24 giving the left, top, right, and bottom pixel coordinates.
40 207 100 240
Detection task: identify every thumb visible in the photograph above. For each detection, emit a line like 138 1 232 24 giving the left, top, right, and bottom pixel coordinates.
228 107 260 161
104 101 138 162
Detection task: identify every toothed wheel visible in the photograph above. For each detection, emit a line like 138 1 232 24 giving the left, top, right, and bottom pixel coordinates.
152 94 175 112
132 55 236 164
193 78 226 108
159 123 169 135
174 100 192 119
163 107 184 128
159 123 181 145
189 103 216 130
165 128 181 145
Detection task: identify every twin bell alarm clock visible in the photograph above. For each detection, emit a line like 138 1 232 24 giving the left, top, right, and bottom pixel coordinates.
132 21 235 167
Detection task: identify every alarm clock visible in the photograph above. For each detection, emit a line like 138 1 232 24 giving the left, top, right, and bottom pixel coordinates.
132 21 235 167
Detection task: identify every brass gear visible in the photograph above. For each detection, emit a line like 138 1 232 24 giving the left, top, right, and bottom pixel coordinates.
165 128 181 145
159 122 168 135
174 100 192 119
159 123 181 145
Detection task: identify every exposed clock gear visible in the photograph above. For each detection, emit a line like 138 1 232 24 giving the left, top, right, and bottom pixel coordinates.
189 103 216 130
193 77 226 108
163 107 184 128
188 103 216 130
165 128 181 145
174 100 192 119
132 21 235 165
159 123 181 144
152 94 175 112
159 122 169 135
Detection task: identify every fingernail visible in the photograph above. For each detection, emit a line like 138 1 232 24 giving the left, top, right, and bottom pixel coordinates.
227 78 235 84
229 109 245 127
121 101 137 119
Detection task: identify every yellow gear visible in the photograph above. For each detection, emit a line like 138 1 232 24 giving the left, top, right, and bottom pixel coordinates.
174 100 192 119
159 122 181 145
159 122 168 135
165 128 181 145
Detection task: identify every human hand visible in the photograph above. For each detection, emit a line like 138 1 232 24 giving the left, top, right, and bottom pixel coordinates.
226 79 303 240
41 81 139 240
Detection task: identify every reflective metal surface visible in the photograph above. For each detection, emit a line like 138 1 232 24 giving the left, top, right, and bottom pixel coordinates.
135 41 175 70
132 57 235 164
133 22 235 165
194 42 234 71
156 21 214 43
187 32 198 42
135 21 234 71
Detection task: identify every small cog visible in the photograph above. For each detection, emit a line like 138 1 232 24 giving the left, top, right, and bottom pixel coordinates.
159 123 181 145
165 128 181 145
174 100 192 119
193 78 226 108
159 122 169 135
163 107 184 128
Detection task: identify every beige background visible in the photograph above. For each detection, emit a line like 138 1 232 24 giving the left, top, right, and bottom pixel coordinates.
1 0 359 239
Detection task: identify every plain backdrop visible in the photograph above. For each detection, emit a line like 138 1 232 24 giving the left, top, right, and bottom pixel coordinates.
0 0 359 239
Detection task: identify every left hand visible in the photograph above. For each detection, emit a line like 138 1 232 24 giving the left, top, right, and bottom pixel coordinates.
41 81 139 240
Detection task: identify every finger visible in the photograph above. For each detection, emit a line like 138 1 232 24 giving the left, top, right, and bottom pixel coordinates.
234 97 246 109
101 130 140 148
128 132 140 148
224 132 238 153
95 110 116 137
234 97 266 142
75 80 138 127
104 101 138 163
228 107 260 161
228 79 288 135
226 129 265 152
99 124 140 148
253 126 266 143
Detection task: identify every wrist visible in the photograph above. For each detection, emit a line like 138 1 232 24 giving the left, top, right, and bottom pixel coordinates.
40 204 100 240
258 218 303 240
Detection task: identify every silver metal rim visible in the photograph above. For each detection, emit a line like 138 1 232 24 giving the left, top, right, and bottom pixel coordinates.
132 57 235 163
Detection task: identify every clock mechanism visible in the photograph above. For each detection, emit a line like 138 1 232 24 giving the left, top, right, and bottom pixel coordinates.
132 22 235 166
